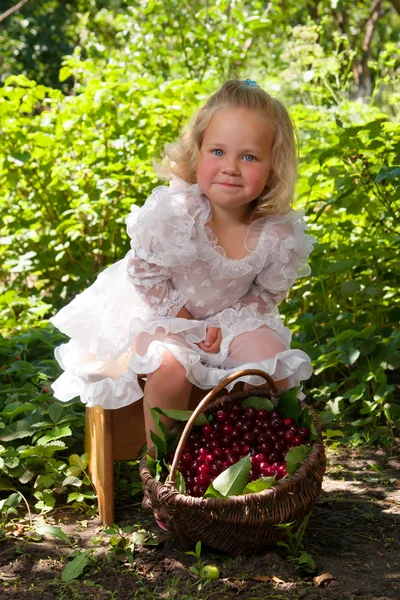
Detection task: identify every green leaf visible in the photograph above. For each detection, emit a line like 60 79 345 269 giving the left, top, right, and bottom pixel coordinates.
149 430 166 460
35 425 72 445
296 551 316 573
48 402 64 423
152 407 208 426
62 475 83 487
299 408 319 441
285 445 312 475
36 525 71 545
211 455 251 497
149 408 169 442
277 387 302 421
175 471 186 495
61 551 90 582
146 454 162 481
241 396 274 411
243 476 276 494
69 453 89 471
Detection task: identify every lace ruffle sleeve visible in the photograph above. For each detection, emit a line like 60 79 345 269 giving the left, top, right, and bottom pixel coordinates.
232 211 316 316
124 179 201 317
199 211 316 326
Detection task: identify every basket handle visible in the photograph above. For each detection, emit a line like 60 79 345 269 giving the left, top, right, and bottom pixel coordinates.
168 368 278 487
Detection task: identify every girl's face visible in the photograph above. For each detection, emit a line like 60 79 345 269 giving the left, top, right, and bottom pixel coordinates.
196 107 275 217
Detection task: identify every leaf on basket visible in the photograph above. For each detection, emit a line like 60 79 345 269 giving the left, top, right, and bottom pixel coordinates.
175 471 186 495
152 407 208 426
150 408 170 442
146 454 162 481
299 408 319 441
277 387 302 421
243 476 276 494
242 396 274 411
211 455 251 497
150 430 166 460
285 444 312 475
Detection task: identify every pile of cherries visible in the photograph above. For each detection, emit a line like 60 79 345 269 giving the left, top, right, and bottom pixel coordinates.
174 404 310 498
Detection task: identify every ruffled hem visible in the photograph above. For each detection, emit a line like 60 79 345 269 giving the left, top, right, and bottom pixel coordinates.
52 336 312 410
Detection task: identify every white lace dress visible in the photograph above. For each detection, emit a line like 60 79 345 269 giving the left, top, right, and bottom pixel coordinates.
51 177 316 409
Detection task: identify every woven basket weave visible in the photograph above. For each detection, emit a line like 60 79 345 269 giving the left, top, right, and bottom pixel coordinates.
139 369 326 555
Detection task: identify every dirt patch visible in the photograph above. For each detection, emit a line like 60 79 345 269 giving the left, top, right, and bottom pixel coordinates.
1 445 399 600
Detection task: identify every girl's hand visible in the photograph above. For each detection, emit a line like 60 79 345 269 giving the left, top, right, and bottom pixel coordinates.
198 327 222 354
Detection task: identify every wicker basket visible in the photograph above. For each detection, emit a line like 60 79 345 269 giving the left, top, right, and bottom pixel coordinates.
139 369 326 555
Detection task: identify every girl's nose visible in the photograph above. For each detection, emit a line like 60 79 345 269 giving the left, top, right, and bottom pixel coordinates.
222 158 239 175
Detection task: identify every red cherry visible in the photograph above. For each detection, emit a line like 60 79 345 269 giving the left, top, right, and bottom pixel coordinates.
198 463 211 474
221 423 233 435
189 431 200 441
244 406 256 420
298 427 309 440
276 429 286 439
209 430 219 440
259 442 272 455
181 452 192 464
259 462 270 474
292 435 305 446
195 473 210 486
216 410 228 422
202 424 212 436
242 444 250 454
189 459 201 473
285 429 295 443
270 410 282 420
227 455 237 465
252 427 262 437
205 454 214 464
220 434 233 447
276 465 287 478
271 418 283 430
283 417 296 428
240 421 252 433
209 439 220 450
231 428 241 440
228 410 239 421
213 460 224 473
268 451 282 463
212 447 224 458
231 403 243 414
256 409 269 421
243 432 255 445
273 440 285 452
254 453 266 464
198 447 209 457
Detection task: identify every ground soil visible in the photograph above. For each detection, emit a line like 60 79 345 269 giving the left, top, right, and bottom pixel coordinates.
1 445 399 600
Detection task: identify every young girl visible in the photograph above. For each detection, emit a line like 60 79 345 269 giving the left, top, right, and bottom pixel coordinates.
51 79 316 447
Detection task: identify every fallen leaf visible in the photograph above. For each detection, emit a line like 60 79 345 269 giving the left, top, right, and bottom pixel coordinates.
252 575 271 582
272 575 285 584
313 572 337 587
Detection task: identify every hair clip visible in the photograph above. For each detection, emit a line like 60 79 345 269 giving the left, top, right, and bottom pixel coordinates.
243 79 259 87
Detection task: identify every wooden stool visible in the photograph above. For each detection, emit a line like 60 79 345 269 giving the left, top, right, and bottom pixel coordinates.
85 384 228 525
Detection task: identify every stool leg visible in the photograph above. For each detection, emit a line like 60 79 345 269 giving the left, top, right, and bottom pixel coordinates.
85 407 115 526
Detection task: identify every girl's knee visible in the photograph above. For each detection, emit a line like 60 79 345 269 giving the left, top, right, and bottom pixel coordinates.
149 351 190 389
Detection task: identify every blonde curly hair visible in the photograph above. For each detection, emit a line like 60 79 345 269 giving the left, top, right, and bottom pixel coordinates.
159 80 298 217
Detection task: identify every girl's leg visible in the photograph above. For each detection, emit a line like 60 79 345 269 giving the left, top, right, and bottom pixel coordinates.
143 350 193 448
228 326 289 390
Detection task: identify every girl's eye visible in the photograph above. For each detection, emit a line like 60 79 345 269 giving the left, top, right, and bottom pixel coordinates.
243 154 255 162
212 149 224 156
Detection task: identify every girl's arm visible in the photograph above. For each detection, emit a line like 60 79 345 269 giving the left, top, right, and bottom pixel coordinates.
127 249 189 317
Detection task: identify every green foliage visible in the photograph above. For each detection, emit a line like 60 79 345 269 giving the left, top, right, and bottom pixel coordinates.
0 325 94 512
